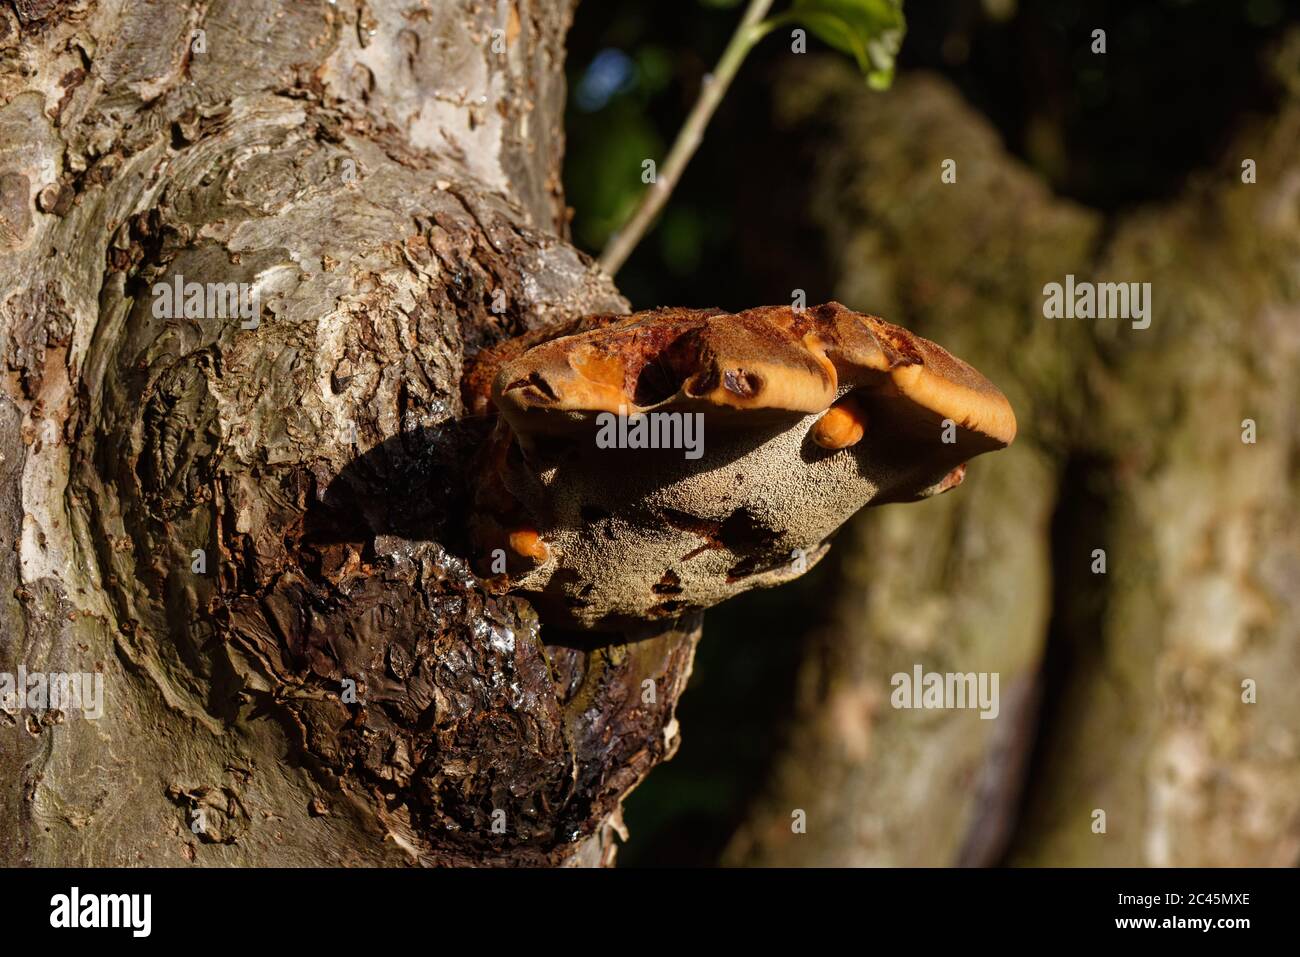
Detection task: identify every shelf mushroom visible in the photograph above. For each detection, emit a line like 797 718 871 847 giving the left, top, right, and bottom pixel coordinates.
468 302 1016 630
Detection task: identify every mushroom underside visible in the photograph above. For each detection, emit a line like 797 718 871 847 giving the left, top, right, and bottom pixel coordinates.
493 399 982 629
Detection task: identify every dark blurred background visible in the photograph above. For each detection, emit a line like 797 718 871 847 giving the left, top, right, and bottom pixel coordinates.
561 0 1300 866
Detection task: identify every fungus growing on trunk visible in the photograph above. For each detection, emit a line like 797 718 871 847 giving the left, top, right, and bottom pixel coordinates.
467 302 1016 630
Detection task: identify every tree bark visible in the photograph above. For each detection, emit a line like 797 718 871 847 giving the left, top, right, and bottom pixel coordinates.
1 0 697 867
727 55 1300 867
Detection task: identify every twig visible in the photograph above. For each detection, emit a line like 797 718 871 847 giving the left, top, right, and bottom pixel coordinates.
598 0 778 278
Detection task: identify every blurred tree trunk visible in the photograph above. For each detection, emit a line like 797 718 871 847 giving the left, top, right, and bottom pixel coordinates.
0 0 697 867
727 54 1300 867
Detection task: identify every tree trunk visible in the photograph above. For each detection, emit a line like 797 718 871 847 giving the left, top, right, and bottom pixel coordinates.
1 0 697 867
727 56 1300 867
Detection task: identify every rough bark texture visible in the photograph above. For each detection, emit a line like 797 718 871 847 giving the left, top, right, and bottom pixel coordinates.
727 56 1300 867
1 0 698 867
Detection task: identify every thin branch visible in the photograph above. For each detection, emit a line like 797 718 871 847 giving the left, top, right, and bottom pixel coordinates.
598 0 778 278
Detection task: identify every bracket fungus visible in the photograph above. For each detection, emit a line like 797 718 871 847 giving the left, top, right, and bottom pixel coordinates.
467 302 1016 630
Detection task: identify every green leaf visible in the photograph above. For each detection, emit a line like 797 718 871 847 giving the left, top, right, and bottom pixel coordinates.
784 0 906 89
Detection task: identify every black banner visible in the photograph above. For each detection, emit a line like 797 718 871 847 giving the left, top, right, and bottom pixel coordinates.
0 867 1284 944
